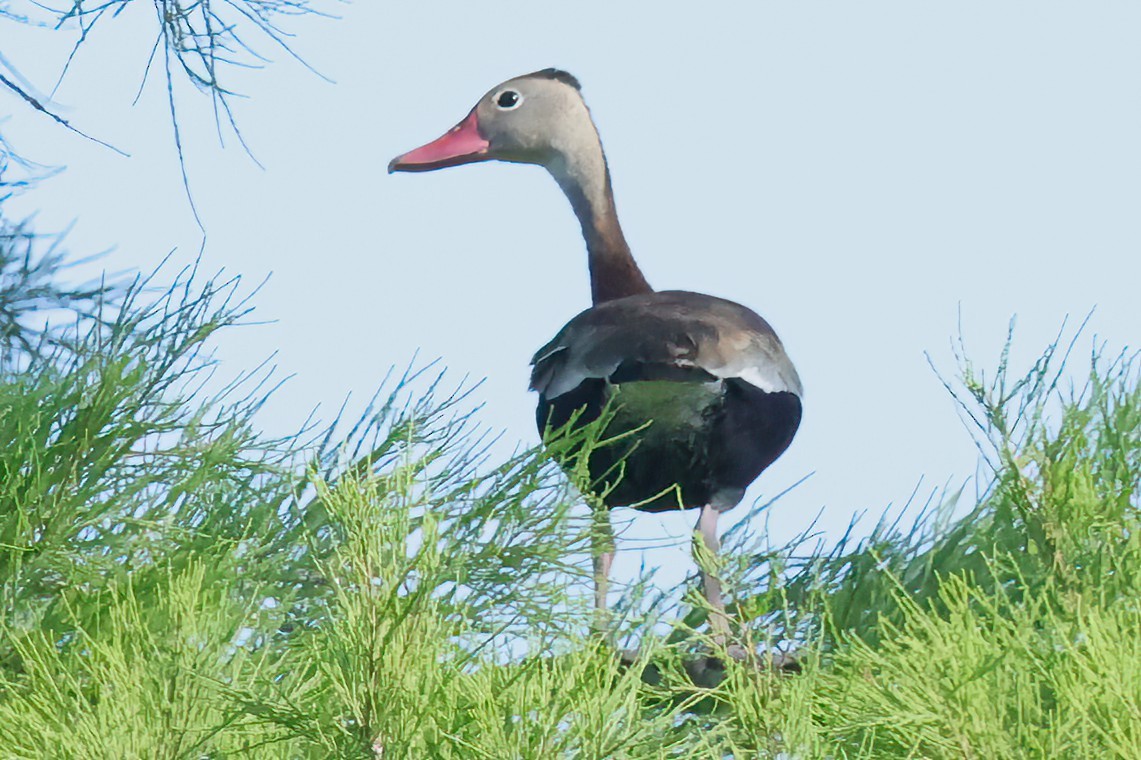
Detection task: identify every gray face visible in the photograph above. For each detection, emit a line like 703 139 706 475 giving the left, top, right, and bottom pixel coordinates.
388 70 610 219
472 74 594 167
389 69 602 179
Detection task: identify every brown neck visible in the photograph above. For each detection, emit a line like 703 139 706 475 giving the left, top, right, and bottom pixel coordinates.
582 184 652 304
548 135 652 305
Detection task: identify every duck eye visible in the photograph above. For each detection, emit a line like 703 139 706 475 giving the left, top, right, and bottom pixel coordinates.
495 90 522 110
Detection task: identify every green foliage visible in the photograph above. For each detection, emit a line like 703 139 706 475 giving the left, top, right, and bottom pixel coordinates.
0 239 1138 757
0 219 114 356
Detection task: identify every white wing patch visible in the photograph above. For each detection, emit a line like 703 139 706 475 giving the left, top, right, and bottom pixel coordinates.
731 365 803 396
696 334 804 397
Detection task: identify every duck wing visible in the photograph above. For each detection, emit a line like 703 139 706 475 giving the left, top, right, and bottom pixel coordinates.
529 290 802 399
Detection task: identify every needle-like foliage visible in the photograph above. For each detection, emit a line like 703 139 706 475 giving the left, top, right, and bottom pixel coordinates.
0 219 117 358
2 0 336 224
0 218 1138 757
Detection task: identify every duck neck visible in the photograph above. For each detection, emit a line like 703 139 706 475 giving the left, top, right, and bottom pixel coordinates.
548 138 652 305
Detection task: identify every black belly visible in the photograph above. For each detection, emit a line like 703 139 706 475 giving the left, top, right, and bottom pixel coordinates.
536 378 802 513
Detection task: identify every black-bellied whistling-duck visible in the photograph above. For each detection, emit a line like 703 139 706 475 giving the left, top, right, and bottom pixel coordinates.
390 69 802 641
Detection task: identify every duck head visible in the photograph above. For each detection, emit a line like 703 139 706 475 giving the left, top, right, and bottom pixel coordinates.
389 69 651 303
388 69 593 173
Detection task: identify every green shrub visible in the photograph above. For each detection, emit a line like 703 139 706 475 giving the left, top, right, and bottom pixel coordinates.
1 237 1137 757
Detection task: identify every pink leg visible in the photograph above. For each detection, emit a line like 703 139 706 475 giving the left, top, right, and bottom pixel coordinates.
696 504 731 641
592 509 615 634
593 549 614 620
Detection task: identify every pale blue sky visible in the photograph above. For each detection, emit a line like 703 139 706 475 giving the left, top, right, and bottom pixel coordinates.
4 3 1140 592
